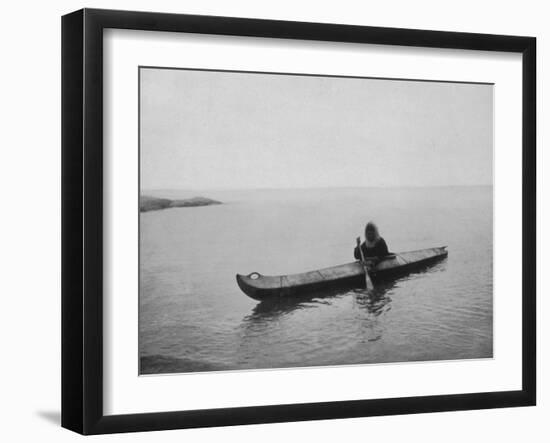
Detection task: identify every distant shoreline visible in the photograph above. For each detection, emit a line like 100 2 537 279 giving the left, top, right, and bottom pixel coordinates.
140 195 222 212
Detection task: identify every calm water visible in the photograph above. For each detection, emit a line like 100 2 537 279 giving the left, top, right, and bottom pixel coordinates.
139 186 493 374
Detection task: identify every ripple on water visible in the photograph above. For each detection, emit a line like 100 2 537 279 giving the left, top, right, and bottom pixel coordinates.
140 187 493 373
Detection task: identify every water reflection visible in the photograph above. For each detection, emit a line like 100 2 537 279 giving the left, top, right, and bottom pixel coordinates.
244 289 348 324
349 281 396 343
240 279 397 330
352 282 394 316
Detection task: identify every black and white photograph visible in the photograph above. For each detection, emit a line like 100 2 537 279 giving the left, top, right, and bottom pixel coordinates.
138 67 494 375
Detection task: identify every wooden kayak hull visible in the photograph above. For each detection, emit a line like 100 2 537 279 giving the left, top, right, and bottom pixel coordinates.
236 247 448 301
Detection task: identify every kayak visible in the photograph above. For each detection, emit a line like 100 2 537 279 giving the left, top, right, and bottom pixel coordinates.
236 246 448 301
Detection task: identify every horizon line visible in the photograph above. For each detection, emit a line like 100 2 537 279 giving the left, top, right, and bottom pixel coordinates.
142 184 493 193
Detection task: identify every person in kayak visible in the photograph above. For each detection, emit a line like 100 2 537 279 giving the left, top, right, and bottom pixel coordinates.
354 221 390 261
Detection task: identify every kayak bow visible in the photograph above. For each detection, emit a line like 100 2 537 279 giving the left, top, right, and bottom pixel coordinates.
236 246 448 301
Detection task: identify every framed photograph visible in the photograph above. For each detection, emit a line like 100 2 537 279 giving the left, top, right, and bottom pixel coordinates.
62 8 536 434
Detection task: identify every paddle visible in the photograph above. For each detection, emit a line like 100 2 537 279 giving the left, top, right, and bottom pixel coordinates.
356 237 373 290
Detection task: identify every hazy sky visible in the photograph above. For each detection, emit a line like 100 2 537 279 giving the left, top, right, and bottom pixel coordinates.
140 68 493 190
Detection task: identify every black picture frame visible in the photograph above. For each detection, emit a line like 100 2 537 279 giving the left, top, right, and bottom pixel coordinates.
62 8 536 435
